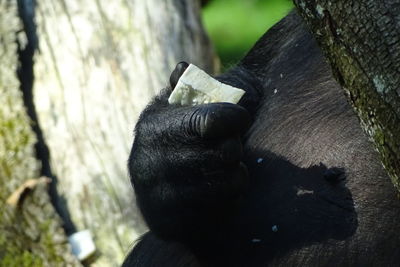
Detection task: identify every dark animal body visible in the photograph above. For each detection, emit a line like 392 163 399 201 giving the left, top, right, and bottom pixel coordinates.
124 12 400 267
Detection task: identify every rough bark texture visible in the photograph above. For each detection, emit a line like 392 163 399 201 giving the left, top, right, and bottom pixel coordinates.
0 0 79 265
33 0 217 265
294 0 400 193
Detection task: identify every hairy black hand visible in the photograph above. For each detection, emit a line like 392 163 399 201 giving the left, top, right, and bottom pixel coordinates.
128 62 257 243
129 100 250 241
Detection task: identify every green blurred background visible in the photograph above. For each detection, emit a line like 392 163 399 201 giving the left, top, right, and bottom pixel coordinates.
202 0 293 68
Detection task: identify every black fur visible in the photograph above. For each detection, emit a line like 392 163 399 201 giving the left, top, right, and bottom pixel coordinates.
125 11 400 267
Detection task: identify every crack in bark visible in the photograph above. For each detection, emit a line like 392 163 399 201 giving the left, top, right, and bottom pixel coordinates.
16 0 77 236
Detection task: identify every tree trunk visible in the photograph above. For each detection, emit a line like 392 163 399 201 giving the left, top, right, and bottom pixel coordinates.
33 0 217 265
0 0 79 265
293 0 400 193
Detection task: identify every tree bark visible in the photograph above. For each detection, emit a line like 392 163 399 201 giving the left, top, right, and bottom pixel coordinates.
0 0 79 265
293 0 400 193
33 0 217 265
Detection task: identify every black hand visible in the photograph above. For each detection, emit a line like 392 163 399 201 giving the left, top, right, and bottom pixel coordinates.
129 102 250 242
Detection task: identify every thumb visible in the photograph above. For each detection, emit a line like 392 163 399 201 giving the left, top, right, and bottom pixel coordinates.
170 61 189 89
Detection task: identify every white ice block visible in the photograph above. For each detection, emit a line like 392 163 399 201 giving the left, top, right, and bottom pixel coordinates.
68 230 96 261
168 64 245 106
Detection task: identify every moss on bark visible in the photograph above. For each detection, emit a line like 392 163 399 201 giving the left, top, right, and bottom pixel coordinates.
0 1 80 265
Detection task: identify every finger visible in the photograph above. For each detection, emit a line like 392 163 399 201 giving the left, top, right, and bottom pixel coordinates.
188 103 251 139
141 103 250 143
219 137 243 166
220 162 249 198
191 137 242 169
170 61 189 89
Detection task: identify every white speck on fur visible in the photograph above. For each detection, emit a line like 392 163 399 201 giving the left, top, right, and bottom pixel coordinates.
296 188 314 196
